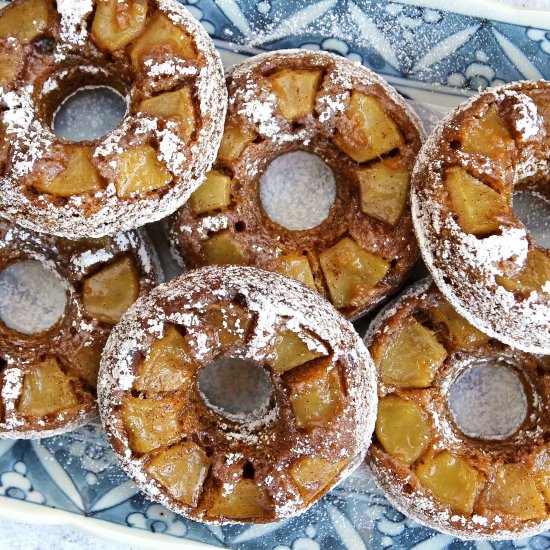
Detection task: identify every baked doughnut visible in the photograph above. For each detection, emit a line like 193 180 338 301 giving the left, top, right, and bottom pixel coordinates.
0 217 160 438
366 279 550 539
98 265 376 523
0 0 225 238
411 80 550 354
168 50 423 320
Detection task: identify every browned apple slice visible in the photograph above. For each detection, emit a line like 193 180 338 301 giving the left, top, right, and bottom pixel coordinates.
0 0 50 44
207 479 272 520
201 231 247 265
267 330 326 373
268 69 322 120
272 255 316 289
189 170 231 214
289 456 346 502
217 123 256 163
497 249 550 295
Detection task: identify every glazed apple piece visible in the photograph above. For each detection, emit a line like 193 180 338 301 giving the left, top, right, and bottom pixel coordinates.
83 256 140 325
147 440 210 506
189 170 231 215
378 317 447 388
497 249 550 295
429 300 489 349
139 87 196 141
319 237 390 308
375 395 431 464
72 341 103 389
207 479 272 520
121 395 181 454
286 359 342 428
446 167 510 235
33 147 102 197
267 69 322 121
480 463 546 520
201 231 247 265
273 255 316 289
130 12 196 68
535 451 550 505
0 41 24 88
416 451 483 515
135 326 194 393
217 123 257 163
267 329 326 373
289 456 346 502
91 0 148 52
357 159 410 226
0 0 50 44
334 92 403 163
202 301 252 349
113 144 172 198
18 357 79 416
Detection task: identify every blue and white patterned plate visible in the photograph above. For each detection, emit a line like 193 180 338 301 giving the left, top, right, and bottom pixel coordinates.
1 0 550 548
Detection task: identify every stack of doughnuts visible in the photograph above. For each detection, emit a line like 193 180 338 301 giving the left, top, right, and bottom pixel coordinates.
0 0 548 539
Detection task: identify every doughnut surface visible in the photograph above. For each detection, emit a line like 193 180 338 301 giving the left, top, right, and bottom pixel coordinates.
98 265 377 524
366 280 550 539
0 217 161 438
0 0 226 238
168 49 423 320
411 80 550 354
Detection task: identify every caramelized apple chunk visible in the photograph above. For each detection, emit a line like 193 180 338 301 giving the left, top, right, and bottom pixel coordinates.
217 123 256 163
416 451 483 515
202 302 252 349
201 231 247 265
268 69 322 121
267 330 326 373
273 255 316 289
334 92 403 163
0 41 24 88
497 249 550 295
446 167 510 235
379 317 446 388
207 479 272 520
189 170 231 214
33 147 102 197
147 440 210 506
535 451 550 505
83 256 140 324
18 357 79 416
72 342 103 389
290 456 346 502
135 326 194 393
130 13 196 68
113 144 172 198
91 0 148 52
0 0 50 44
480 463 546 520
357 159 410 226
319 237 390 308
139 88 195 141
286 359 342 428
376 395 431 464
121 395 181 454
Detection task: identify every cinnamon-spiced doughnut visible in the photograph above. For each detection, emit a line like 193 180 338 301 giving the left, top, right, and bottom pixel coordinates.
411 80 550 354
0 217 160 438
168 49 423 320
366 280 550 539
98 265 376 523
0 0 225 238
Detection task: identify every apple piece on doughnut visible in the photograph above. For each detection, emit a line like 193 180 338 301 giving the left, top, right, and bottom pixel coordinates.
91 0 148 53
147 440 211 506
72 341 103 390
0 0 50 44
286 359 342 428
446 167 510 235
0 41 24 88
319 237 390 308
217 123 257 163
139 88 196 141
375 395 431 465
18 357 79 417
334 92 403 163
189 170 231 214
203 302 252 349
33 147 102 197
480 463 546 520
121 395 182 454
207 479 272 520
267 69 322 121
113 144 173 197
273 255 316 289
135 326 194 393
267 330 326 373
130 12 196 68
357 159 410 226
535 452 550 505
201 231 247 265
83 255 140 325
378 317 447 388
497 249 550 295
416 451 483 515
289 456 346 503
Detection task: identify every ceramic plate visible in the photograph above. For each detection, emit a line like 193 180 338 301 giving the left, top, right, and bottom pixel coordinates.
0 0 549 548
